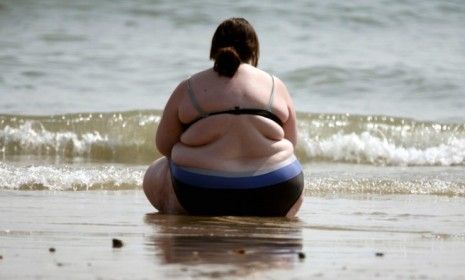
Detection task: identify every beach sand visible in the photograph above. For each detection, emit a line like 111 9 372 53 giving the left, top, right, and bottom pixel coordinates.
1 190 464 279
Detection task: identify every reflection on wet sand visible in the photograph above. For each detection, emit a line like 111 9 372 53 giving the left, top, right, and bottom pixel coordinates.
144 214 304 277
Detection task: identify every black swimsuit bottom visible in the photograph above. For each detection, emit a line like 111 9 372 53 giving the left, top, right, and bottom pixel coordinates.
170 157 304 216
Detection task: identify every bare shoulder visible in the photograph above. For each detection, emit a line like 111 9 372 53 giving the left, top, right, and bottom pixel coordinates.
245 68 290 100
173 67 213 94
171 79 188 97
161 79 189 125
188 68 216 82
271 75 292 101
247 66 289 92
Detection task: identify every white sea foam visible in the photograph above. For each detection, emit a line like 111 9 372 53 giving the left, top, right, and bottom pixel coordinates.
301 132 465 166
0 162 144 191
1 113 465 166
1 161 463 196
138 115 160 126
0 121 108 156
304 176 465 196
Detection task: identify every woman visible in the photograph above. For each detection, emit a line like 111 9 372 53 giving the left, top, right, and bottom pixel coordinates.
143 18 304 217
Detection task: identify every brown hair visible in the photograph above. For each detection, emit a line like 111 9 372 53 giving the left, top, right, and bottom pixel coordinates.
209 18 260 77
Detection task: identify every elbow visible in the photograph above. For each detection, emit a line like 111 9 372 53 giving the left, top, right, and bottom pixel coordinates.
156 145 171 158
155 131 169 157
291 136 298 147
286 135 297 148
155 126 182 158
283 126 298 147
155 137 171 158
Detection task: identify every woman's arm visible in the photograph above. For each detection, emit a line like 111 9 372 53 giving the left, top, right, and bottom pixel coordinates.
275 78 298 146
155 81 186 157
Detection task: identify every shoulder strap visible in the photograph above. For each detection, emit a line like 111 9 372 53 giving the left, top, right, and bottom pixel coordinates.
267 74 276 112
187 78 208 117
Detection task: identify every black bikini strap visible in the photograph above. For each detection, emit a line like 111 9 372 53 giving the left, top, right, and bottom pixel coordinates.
208 108 283 126
182 74 282 130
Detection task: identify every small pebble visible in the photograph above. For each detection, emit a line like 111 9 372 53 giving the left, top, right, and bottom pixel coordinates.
298 252 306 259
0 255 3 260
49 247 56 253
112 238 124 248
235 249 246 255
375 252 384 257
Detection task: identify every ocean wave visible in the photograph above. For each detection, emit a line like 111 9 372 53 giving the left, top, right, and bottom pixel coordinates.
296 113 465 166
1 110 465 166
300 132 465 166
0 162 144 191
1 162 463 196
0 111 160 163
0 121 108 156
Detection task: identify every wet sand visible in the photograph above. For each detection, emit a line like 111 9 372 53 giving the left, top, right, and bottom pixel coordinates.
0 190 464 279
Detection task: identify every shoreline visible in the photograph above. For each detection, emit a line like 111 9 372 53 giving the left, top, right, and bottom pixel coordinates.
1 190 464 279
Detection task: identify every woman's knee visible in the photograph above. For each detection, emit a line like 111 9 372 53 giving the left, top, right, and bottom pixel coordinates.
143 158 170 210
286 193 304 218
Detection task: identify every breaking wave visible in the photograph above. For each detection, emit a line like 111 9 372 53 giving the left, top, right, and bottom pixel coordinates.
1 110 465 166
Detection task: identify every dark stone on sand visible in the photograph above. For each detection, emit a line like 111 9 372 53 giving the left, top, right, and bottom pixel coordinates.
0 255 3 260
298 252 306 259
375 252 384 257
235 249 246 255
112 238 124 248
49 247 56 253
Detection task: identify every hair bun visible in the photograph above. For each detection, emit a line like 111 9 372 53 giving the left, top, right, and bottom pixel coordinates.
213 47 241 77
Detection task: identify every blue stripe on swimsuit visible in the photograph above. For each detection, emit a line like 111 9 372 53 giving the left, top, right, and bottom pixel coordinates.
170 158 302 189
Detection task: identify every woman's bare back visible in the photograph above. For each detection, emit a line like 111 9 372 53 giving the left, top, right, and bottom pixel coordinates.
171 64 296 171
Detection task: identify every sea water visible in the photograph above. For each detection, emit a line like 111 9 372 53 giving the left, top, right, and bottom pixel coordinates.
1 0 464 193
1 0 464 120
1 111 465 196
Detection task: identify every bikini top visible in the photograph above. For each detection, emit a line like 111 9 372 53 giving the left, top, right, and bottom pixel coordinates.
182 74 283 130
